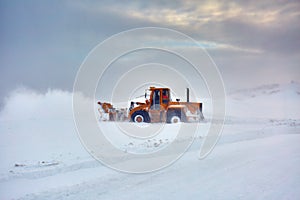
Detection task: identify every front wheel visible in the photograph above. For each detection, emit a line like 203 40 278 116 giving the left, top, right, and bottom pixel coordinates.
167 112 181 123
131 111 150 123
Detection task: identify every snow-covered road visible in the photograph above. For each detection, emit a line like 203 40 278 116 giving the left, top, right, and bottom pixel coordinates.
1 119 299 200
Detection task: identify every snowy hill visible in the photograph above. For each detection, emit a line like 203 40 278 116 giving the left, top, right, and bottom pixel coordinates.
226 81 300 119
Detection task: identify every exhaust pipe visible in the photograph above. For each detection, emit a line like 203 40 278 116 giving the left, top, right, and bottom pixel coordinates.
186 88 189 102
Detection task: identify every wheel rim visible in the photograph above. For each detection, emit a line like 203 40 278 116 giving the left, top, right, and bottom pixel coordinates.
171 116 180 123
134 115 144 123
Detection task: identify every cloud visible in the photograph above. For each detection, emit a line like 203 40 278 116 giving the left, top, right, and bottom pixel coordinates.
145 39 263 53
91 0 300 54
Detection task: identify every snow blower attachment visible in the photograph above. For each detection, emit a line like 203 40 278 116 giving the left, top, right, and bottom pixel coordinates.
97 87 204 123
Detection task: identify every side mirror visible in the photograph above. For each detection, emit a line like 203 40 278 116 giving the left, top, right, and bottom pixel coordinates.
176 98 180 102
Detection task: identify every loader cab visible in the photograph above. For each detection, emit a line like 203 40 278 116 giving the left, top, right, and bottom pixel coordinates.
149 87 170 110
144 87 169 122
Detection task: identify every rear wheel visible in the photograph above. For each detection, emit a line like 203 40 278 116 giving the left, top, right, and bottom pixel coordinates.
131 111 150 123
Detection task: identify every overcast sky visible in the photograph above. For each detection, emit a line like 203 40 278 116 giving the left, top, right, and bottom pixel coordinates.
1 0 299 106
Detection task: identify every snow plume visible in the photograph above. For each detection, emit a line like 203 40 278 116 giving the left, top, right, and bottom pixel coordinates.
0 87 74 121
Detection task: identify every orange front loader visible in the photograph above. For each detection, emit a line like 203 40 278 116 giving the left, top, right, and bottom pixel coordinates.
98 87 204 123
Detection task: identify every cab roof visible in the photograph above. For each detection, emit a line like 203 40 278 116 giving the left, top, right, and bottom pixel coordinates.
149 87 170 90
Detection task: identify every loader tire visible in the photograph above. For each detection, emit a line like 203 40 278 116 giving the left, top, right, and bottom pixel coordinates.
167 111 181 123
131 111 150 123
